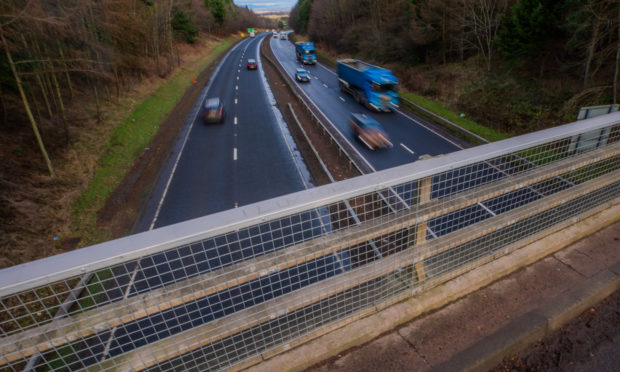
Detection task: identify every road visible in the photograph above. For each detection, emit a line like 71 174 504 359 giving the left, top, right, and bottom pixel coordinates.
54 35 350 371
268 35 461 172
136 35 311 231
41 35 608 371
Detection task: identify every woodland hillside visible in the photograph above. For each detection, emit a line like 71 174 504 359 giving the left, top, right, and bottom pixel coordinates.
290 0 620 133
0 0 274 267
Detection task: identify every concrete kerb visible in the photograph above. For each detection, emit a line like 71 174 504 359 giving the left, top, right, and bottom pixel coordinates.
244 201 620 372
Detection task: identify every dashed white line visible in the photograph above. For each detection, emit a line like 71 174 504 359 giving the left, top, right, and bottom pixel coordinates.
234 116 238 125
339 96 345 102
400 143 415 155
235 98 238 104
236 85 238 90
233 148 237 160
323 83 328 88
237 76 239 80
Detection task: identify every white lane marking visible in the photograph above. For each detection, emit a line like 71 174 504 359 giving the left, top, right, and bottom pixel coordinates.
267 35 376 173
396 109 463 149
238 64 241 67
314 76 318 79
234 116 238 125
236 85 238 90
233 148 237 160
400 143 415 155
234 202 238 208
148 29 246 229
238 69 240 73
293 55 462 151
235 98 238 104
323 83 328 88
339 96 345 102
237 76 239 80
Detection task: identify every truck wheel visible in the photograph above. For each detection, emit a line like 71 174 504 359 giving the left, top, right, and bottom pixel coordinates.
338 81 345 92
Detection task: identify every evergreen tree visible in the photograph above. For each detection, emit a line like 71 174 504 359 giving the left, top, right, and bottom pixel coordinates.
495 0 566 60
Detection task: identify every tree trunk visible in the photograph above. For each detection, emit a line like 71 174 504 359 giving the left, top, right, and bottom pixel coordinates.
1 25 56 178
57 41 74 100
51 72 70 145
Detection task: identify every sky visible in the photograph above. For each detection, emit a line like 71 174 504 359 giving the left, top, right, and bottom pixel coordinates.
233 0 296 12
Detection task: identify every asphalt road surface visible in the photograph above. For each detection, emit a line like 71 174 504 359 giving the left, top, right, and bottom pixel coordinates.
141 34 311 231
269 36 461 172
45 35 613 371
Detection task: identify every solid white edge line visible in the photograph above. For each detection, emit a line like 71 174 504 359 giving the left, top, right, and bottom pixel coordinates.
400 142 415 155
149 38 246 230
262 36 311 189
313 58 463 150
396 109 463 149
269 37 376 173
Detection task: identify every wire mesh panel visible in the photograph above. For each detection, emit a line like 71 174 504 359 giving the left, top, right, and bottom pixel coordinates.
0 115 619 371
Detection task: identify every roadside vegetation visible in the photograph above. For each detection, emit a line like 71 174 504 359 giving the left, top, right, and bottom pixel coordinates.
0 1 275 267
289 0 619 136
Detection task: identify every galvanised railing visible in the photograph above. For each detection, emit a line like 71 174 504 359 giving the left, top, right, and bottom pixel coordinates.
1 113 619 371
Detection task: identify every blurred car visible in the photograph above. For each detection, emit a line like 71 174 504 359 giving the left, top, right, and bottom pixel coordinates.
349 113 392 150
295 68 310 82
273 31 278 37
247 59 257 70
202 97 224 123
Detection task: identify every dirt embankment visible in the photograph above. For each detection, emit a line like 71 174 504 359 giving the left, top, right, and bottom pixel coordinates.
0 37 235 268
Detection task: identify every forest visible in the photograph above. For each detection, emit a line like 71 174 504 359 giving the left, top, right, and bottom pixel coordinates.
290 0 619 133
0 0 274 267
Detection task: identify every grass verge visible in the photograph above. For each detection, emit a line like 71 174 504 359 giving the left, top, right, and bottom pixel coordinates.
71 37 238 246
400 92 511 143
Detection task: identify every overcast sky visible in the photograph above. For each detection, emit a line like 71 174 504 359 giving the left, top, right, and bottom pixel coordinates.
233 0 296 12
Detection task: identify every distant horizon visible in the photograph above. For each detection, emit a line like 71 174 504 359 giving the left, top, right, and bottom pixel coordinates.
233 1 295 12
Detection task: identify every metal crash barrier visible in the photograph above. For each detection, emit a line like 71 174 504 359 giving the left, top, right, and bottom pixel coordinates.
1 113 619 371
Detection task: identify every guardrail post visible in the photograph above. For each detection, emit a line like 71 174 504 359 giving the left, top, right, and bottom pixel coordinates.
413 176 432 284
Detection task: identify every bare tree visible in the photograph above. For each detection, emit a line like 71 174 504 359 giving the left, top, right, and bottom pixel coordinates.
458 0 507 72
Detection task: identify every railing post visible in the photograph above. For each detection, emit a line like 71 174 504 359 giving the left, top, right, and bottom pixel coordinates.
413 176 432 286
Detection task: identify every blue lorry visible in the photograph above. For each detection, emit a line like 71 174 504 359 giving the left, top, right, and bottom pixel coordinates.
295 42 316 65
337 59 399 112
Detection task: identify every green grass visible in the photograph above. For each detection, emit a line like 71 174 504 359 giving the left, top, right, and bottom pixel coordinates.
400 92 511 143
517 146 563 166
71 37 237 246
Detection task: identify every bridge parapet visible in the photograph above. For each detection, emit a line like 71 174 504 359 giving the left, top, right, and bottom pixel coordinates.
1 113 619 371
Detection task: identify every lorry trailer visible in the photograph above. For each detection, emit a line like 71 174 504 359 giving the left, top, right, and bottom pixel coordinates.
337 59 399 112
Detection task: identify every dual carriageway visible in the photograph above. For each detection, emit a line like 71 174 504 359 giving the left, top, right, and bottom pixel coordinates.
3 32 617 371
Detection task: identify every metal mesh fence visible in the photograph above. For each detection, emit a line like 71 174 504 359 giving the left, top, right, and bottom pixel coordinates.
1 117 619 371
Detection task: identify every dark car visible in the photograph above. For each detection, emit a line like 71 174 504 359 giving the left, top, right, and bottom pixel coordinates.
247 59 257 70
295 68 310 82
350 113 392 150
202 97 224 123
